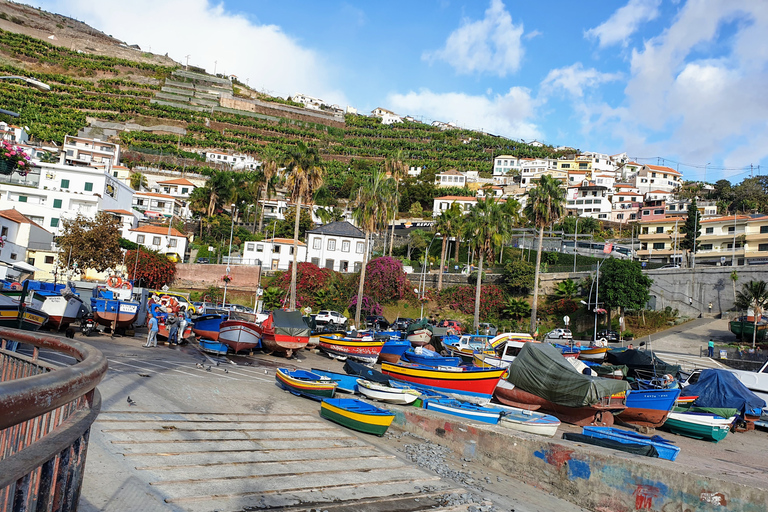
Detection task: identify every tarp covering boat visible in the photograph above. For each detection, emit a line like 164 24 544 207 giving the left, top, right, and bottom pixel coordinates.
407 318 433 333
507 342 629 408
605 348 680 378
343 359 390 385
685 369 766 416
272 310 310 338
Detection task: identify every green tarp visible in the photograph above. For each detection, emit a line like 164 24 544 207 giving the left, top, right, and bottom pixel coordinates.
507 342 629 408
272 310 310 338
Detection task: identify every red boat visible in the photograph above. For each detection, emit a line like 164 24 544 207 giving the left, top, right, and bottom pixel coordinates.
219 311 264 353
257 310 310 357
318 334 386 366
381 361 506 404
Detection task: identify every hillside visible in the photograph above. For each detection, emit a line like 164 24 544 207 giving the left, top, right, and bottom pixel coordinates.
0 3 567 190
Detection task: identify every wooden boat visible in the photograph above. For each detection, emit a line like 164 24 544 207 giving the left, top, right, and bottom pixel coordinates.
0 293 48 331
311 368 360 393
192 313 227 341
357 379 421 405
219 311 263 353
4 280 84 330
474 334 540 368
381 361 505 405
401 347 461 367
198 338 228 355
320 398 395 436
619 388 680 428
406 318 433 347
577 345 609 362
258 310 310 356
275 368 337 400
90 282 139 329
317 334 386 366
472 352 511 369
552 343 580 359
423 397 502 424
662 409 735 442
378 337 410 363
580 426 681 461
493 403 561 437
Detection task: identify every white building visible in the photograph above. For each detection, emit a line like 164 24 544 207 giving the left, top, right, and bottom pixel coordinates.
204 150 260 170
581 151 618 174
132 191 187 220
432 196 479 217
0 209 54 279
434 169 466 188
242 238 306 270
305 221 368 273
156 178 197 198
0 122 29 144
633 164 682 195
565 181 612 220
291 93 325 110
371 107 402 125
492 155 520 177
61 135 120 170
519 158 556 188
0 161 133 236
104 209 140 235
127 225 188 261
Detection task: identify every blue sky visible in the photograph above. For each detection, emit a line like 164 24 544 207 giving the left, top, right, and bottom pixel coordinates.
27 0 768 184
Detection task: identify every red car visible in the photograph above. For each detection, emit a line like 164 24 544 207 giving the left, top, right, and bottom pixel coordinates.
437 319 464 333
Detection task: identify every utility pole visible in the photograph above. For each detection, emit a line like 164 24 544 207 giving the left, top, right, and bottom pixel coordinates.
185 55 190 69
214 60 218 75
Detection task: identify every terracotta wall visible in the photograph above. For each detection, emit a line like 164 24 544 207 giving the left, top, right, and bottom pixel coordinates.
174 264 262 291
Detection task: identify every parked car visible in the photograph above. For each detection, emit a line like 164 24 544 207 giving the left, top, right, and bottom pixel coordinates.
392 317 414 331
545 328 573 340
315 310 348 328
436 319 464 333
365 315 390 330
596 329 619 342
478 322 498 336
196 257 210 264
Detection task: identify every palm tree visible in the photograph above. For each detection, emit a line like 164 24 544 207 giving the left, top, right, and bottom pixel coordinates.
258 146 281 233
315 206 346 224
554 278 579 300
129 172 148 191
351 168 389 328
734 280 768 349
283 142 324 310
204 170 236 218
384 150 407 256
503 297 531 321
463 197 509 331
450 203 467 265
524 175 566 333
500 197 523 263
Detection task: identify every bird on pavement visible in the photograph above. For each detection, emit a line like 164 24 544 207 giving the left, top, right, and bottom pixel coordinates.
216 361 220 366
126 396 136 406
196 363 204 369
206 366 212 372
224 368 229 374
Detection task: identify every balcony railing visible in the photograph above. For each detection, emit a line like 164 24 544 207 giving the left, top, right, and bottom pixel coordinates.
0 328 107 512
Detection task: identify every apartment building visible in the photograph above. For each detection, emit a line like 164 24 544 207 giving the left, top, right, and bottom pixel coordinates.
126 225 188 262
565 181 612 220
61 135 120 169
305 221 368 273
434 169 467 188
634 164 682 195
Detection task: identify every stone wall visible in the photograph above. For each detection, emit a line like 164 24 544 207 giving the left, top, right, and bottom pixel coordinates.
173 263 261 291
220 96 345 127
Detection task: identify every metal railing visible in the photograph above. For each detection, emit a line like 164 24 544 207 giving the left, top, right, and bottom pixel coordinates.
0 328 107 512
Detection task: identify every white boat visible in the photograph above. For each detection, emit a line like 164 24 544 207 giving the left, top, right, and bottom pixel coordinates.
41 294 83 330
493 403 561 437
356 379 421 405
219 311 265 353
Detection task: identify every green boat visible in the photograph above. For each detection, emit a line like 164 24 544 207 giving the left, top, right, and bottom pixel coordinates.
662 408 734 443
320 398 395 436
729 315 768 341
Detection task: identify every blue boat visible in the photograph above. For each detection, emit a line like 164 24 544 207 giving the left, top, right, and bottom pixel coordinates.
192 313 228 341
90 284 140 329
311 368 360 393
620 388 680 428
423 397 502 424
581 426 680 461
401 347 462 367
198 338 228 355
378 337 410 363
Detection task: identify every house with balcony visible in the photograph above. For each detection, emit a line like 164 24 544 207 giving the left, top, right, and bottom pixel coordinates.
127 225 188 261
610 185 643 223
476 185 504 198
582 151 618 173
636 217 682 263
371 107 402 125
743 214 768 265
665 199 718 218
104 209 139 235
565 181 611 220
0 209 54 280
304 221 368 273
432 196 479 217
634 164 682 195
204 151 260 170
157 178 197 198
492 155 520 178
518 158 556 188
241 238 306 270
557 156 592 176
132 192 186 220
61 135 120 170
434 169 467 188
639 200 667 222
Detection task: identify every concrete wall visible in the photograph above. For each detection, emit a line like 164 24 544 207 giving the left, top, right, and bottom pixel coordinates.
173 263 261 290
407 271 591 295
392 409 767 512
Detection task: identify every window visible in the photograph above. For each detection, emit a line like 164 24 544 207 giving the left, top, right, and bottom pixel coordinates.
256 244 263 251
137 235 145 243
327 239 336 251
157 202 165 209
561 163 570 169
325 259 334 269
50 218 59 228
652 242 665 250
654 209 664 215
706 227 714 234
246 243 255 251
356 242 365 254
136 199 144 206
668 205 676 211
61 179 70 188
169 239 177 248
643 210 649 216
10 253 16 260
728 226 735 233
760 226 768 234
759 244 768 252
273 245 280 253
340 261 349 272
45 256 54 264
0 226 6 237
651 172 656 178
313 237 321 249
726 243 742 249
311 257 320 266
152 236 160 245
354 262 362 272
290 247 294 255
18 195 27 203
656 227 664 234
617 214 624 220
341 240 350 252
84 182 93 192
53 199 62 209
181 188 188 194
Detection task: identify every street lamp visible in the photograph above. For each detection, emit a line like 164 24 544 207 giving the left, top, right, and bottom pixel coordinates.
573 216 579 272
223 204 236 306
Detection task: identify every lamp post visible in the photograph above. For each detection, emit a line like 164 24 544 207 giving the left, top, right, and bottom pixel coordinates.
573 216 579 272
419 233 439 320
732 213 737 267
223 204 236 306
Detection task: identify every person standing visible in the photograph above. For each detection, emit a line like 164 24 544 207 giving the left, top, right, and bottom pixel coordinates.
167 312 179 346
144 313 159 348
708 339 715 358
177 309 188 344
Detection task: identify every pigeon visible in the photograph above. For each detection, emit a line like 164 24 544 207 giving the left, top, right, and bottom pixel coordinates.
126 396 136 406
216 361 220 366
264 369 268 374
138 373 150 378
196 363 204 369
224 368 229 374
206 366 212 372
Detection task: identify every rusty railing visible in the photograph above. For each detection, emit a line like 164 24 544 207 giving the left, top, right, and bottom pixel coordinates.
0 327 107 512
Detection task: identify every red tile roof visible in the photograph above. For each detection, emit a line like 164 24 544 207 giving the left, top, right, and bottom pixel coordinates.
104 209 136 216
645 164 680 175
434 196 477 201
130 225 186 236
264 238 306 246
0 208 46 230
157 178 196 186
134 191 177 200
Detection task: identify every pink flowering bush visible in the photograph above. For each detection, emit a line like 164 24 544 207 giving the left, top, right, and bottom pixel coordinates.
0 140 32 176
437 284 506 319
348 294 382 318
359 257 410 304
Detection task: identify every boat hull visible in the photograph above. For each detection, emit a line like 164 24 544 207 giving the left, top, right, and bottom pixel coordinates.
407 329 432 347
663 410 733 442
582 426 680 461
276 368 336 400
310 368 360 393
619 388 680 428
423 398 501 424
192 314 226 341
578 346 608 362
0 305 49 331
219 320 261 353
40 295 82 330
402 348 461 367
494 404 561 437
90 299 139 328
198 339 228 355
357 379 420 405
381 361 505 404
318 336 385 366
320 398 395 436
378 338 410 363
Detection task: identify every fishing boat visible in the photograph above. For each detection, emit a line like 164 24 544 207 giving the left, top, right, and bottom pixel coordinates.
577 345 609 362
219 311 264 353
378 337 411 363
472 352 511 369
405 318 433 346
580 426 681 461
662 409 735 442
317 334 386 366
4 280 83 330
90 279 140 329
618 388 680 428
473 333 540 368
498 343 629 427
357 379 421 405
552 343 580 359
311 368 360 393
320 398 395 436
443 334 496 363
198 338 228 356
0 292 48 331
275 368 337 400
423 397 502 424
258 310 310 357
605 348 681 380
192 313 228 341
401 347 461 367
381 361 506 405
493 403 561 437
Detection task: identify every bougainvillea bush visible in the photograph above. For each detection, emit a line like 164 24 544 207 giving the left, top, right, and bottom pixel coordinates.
437 284 506 319
126 248 177 289
274 262 349 311
359 256 411 304
347 294 382 319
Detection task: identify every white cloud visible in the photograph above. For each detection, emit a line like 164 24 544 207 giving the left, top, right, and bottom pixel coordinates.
585 0 661 48
27 0 348 105
423 0 525 77
387 87 541 140
540 63 622 98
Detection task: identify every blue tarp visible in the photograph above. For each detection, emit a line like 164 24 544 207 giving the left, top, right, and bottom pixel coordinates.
685 369 766 416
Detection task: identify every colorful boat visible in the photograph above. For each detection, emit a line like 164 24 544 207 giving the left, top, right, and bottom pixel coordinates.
219 311 263 353
472 352 511 369
0 293 49 331
198 338 228 355
318 334 386 366
552 343 580 359
192 313 227 341
493 403 561 437
423 397 502 424
662 409 735 442
577 345 609 362
310 368 360 393
6 280 84 330
258 310 310 357
357 379 421 405
619 388 680 428
381 361 506 404
378 337 410 363
442 334 495 363
90 281 139 329
401 347 461 367
581 426 681 461
405 318 432 347
320 398 395 436
275 368 337 400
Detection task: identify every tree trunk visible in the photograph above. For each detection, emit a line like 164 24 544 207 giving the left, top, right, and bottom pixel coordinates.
354 232 370 328
474 254 484 332
389 184 399 257
454 235 461 265
753 315 758 350
438 235 447 291
530 226 545 334
289 196 302 311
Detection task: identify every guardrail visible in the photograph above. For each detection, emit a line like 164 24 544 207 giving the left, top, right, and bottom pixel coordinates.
0 328 107 512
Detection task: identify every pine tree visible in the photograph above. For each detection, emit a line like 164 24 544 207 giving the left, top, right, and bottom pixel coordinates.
680 199 700 252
